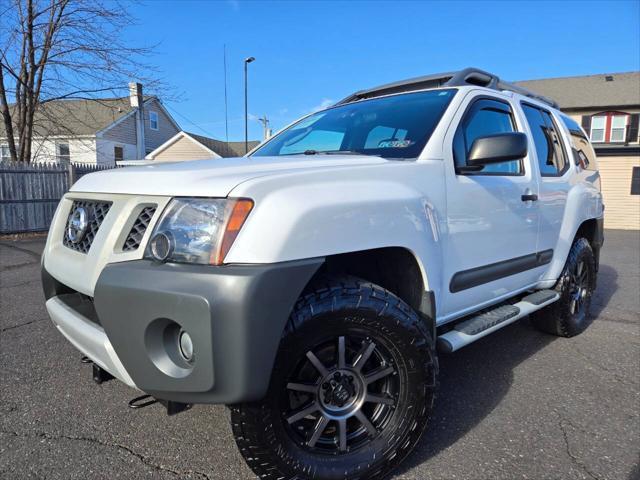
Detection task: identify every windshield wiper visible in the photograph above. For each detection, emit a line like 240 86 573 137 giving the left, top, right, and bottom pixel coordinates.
303 149 366 156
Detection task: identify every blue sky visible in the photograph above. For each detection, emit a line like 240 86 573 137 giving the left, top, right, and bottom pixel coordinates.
125 0 640 142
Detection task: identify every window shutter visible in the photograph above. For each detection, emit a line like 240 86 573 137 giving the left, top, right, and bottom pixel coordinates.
626 114 639 144
581 115 592 136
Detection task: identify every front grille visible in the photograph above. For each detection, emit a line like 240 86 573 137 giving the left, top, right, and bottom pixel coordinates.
122 206 156 251
63 200 111 254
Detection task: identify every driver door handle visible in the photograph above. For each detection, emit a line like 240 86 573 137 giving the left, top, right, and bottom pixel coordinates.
521 193 538 202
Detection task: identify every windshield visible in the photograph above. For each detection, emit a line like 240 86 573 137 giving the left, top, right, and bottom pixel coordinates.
252 89 457 159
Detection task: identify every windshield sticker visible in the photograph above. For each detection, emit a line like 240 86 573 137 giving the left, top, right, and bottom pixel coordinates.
378 139 415 148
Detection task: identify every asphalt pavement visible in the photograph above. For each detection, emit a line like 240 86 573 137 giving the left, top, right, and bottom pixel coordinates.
1 231 638 480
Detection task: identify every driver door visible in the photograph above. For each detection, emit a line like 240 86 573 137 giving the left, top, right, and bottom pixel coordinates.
441 94 542 319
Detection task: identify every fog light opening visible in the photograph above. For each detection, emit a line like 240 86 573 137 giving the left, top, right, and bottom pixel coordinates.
150 231 173 263
178 330 194 362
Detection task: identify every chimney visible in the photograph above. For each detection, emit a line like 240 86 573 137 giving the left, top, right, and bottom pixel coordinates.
129 82 146 159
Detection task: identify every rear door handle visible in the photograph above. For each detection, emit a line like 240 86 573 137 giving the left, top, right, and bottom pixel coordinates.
521 193 538 202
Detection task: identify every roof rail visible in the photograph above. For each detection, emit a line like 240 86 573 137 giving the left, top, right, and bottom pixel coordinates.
335 67 559 108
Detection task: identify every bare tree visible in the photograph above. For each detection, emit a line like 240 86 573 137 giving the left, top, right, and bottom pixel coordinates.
0 0 163 162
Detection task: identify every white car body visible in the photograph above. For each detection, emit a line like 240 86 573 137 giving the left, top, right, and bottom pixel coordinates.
45 86 603 326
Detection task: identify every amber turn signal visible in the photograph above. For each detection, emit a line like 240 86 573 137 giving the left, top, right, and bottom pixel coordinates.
213 199 254 264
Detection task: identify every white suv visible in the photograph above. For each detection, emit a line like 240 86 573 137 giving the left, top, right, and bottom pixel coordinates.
42 68 604 480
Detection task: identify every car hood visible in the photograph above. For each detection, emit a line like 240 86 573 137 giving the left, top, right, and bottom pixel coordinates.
70 155 389 197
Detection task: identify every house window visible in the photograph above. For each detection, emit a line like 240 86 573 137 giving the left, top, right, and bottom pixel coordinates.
610 115 627 142
632 167 640 195
588 112 629 143
149 111 159 130
590 116 606 143
114 146 124 162
0 144 9 162
56 143 70 163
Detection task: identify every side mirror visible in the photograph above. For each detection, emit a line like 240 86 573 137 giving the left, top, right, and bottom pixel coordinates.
467 132 528 168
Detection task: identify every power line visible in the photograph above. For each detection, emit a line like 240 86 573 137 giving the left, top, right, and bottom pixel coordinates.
164 103 219 139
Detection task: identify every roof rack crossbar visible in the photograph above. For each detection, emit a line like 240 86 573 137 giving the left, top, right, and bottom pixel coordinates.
335 67 559 108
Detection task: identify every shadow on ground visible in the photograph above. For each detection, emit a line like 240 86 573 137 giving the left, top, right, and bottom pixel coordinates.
395 319 556 474
396 256 621 476
590 264 618 318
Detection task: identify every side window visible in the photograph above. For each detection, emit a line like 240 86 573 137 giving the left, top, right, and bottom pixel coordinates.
453 99 522 175
540 111 567 174
522 104 568 176
560 114 597 170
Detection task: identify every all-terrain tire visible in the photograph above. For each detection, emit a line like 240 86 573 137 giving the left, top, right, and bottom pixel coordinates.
230 275 437 480
530 237 596 337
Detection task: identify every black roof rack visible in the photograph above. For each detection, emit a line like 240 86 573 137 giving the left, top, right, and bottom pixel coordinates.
335 67 559 108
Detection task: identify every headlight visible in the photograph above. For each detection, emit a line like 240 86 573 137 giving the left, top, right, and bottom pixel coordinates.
146 198 253 265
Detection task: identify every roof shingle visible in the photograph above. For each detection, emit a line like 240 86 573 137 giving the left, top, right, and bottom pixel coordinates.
515 72 640 110
1 97 139 138
187 132 260 157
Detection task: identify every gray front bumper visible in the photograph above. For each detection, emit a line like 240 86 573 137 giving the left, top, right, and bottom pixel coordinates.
43 258 322 404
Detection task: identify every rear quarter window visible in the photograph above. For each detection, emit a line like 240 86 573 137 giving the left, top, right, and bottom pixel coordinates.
560 114 598 171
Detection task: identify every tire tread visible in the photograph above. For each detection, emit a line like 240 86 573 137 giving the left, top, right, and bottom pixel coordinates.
231 275 436 480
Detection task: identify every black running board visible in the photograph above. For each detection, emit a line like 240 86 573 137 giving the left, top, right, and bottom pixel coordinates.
437 290 559 353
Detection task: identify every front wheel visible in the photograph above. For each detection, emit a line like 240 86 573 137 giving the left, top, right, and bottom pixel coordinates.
231 276 437 480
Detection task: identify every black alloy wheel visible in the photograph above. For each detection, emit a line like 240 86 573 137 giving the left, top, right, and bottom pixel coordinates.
282 334 399 454
531 237 596 337
231 276 437 480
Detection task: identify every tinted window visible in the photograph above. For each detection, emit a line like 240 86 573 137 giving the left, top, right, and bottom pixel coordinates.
561 114 597 170
253 89 457 159
560 114 586 139
453 99 521 175
522 105 567 176
540 110 568 174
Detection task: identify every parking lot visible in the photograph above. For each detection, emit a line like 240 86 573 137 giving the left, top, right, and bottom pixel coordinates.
1 230 638 480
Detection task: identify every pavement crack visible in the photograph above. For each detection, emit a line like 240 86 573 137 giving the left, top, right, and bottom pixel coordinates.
0 242 42 261
568 344 637 388
1 260 39 272
0 318 46 333
556 416 602 480
0 429 213 480
0 279 40 289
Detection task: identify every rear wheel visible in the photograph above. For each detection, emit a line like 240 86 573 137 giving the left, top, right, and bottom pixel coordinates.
230 276 437 480
531 237 596 337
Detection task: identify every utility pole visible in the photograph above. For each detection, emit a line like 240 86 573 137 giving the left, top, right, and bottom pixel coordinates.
258 115 272 141
244 56 255 154
223 44 229 143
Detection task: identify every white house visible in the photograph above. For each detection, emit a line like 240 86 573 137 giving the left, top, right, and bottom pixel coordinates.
1 83 180 165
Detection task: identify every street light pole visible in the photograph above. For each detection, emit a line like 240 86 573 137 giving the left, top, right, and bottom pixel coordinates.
244 56 255 154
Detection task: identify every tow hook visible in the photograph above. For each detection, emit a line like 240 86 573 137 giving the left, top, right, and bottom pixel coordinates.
128 394 193 416
92 364 114 384
81 355 114 384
